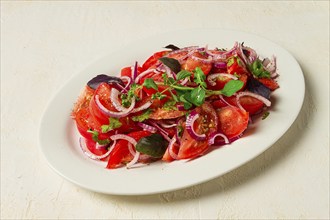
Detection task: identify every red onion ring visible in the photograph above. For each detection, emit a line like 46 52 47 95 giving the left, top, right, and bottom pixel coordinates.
130 100 153 113
208 133 229 146
126 151 140 169
191 54 212 64
79 137 115 160
134 69 157 84
219 95 233 107
207 73 238 86
110 134 137 146
120 76 132 92
95 94 135 118
186 110 206 141
110 88 128 112
167 136 178 160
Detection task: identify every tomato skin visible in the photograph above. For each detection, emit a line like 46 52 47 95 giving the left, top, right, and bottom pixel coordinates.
258 78 279 91
217 106 249 138
84 138 109 161
141 51 168 71
223 96 264 115
177 102 218 159
106 130 151 169
227 55 249 75
183 52 212 75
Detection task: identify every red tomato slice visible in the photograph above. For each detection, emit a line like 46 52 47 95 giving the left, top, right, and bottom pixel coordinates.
141 50 168 71
72 85 94 118
106 130 151 169
227 55 249 75
177 102 218 159
120 66 132 77
224 96 264 115
84 138 109 161
183 52 212 75
258 78 279 91
217 106 249 138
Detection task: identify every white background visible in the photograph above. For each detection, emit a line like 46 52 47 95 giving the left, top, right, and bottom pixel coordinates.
1 1 329 219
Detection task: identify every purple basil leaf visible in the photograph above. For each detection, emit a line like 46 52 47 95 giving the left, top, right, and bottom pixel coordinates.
164 44 180 51
247 77 271 99
87 74 124 90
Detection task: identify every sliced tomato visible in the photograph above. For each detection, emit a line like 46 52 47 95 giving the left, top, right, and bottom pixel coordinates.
258 78 279 91
162 142 179 162
217 106 249 138
84 138 109 161
183 52 212 75
227 55 249 75
177 102 218 159
141 50 168 71
89 82 140 133
224 96 264 115
149 108 186 120
120 66 132 77
106 130 151 169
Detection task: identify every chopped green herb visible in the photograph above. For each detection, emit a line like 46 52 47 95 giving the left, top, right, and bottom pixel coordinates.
131 109 152 122
87 129 110 145
101 118 122 133
176 70 192 81
250 59 270 78
194 67 207 88
262 111 270 120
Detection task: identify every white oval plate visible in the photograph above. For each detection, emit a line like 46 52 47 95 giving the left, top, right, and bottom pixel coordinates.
39 29 305 195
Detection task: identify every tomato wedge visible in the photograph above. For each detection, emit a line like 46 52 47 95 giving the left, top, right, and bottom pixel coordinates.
106 130 151 169
217 106 249 138
177 102 218 159
183 52 212 75
258 78 279 91
141 50 168 71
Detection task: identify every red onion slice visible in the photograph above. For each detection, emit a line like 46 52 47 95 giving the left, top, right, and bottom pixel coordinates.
207 73 238 86
110 134 137 146
120 76 132 92
110 88 128 112
219 95 233 107
126 151 140 169
79 137 115 160
236 91 271 112
134 69 157 84
191 54 213 64
167 136 178 160
95 94 135 118
186 110 206 141
131 100 153 113
208 133 229 146
137 122 157 133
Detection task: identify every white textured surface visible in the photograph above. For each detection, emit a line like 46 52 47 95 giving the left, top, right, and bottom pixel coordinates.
1 1 329 219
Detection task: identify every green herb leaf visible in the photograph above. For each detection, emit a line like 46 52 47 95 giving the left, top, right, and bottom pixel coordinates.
151 92 167 100
221 80 244 97
190 86 205 106
131 109 152 122
159 57 181 73
250 59 270 78
101 118 122 133
176 70 192 81
262 111 270 120
163 98 178 110
121 83 141 107
135 134 168 158
143 78 158 90
87 129 110 145
194 67 207 88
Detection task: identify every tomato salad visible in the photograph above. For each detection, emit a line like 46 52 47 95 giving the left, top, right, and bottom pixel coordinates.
71 42 279 169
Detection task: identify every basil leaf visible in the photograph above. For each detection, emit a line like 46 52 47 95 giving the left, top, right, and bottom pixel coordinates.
159 57 181 73
247 77 270 99
221 80 244 97
87 74 124 90
135 134 168 158
164 44 180 51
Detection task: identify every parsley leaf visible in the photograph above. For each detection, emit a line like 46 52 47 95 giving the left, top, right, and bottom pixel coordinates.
250 59 270 78
87 130 110 145
131 109 152 122
101 118 122 133
121 83 141 107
